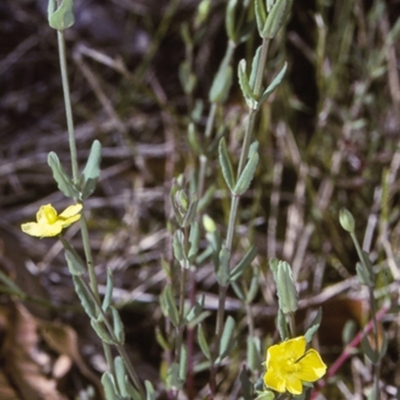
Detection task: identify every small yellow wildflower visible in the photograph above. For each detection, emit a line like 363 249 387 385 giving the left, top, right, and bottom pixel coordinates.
21 203 82 238
264 336 327 395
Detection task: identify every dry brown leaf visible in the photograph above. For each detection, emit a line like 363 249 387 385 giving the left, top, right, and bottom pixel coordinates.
0 371 20 400
39 319 105 400
3 303 68 400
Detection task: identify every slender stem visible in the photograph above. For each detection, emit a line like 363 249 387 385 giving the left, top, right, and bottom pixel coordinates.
57 30 79 183
204 103 218 139
237 39 270 175
79 276 144 397
287 312 296 338
210 37 271 394
350 232 381 400
79 212 99 297
56 26 144 398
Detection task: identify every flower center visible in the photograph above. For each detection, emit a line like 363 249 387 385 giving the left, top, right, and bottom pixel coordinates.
283 358 301 374
44 207 58 224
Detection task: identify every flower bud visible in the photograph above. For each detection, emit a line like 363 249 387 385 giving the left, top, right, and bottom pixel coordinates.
339 208 355 232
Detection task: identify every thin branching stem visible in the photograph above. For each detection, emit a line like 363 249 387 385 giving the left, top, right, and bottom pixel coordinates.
57 30 79 183
211 36 271 394
350 231 381 400
56 26 144 398
215 36 270 346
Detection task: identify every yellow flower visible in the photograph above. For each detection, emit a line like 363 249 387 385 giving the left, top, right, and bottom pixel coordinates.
21 203 82 238
264 336 327 395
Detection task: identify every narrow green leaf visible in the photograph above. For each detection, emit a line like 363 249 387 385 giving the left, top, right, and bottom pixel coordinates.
91 320 115 345
230 245 257 281
173 230 186 263
255 0 267 36
186 311 211 329
269 257 279 274
48 152 77 198
188 221 200 261
72 275 97 319
275 261 298 314
145 380 156 400
155 326 170 351
342 320 357 345
238 60 258 109
101 372 122 400
225 0 238 41
111 306 125 344
360 250 374 279
258 62 287 108
246 265 260 304
114 356 128 397
304 308 322 343
170 183 184 226
48 0 75 31
231 281 246 301
102 269 114 312
195 0 212 26
261 0 289 39
209 63 233 104
182 196 198 228
247 336 262 373
179 344 188 382
249 46 262 90
218 315 235 360
218 138 235 192
185 296 204 324
254 391 275 400
361 333 379 363
248 140 259 159
197 324 211 360
124 380 142 400
179 60 197 95
65 248 85 276
378 330 388 361
166 363 183 390
267 0 276 12
234 151 259 195
187 123 202 156
356 262 374 287
162 285 180 328
81 140 102 199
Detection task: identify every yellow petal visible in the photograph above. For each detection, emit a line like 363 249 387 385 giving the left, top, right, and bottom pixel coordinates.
60 213 81 228
37 204 58 224
296 349 327 382
264 369 286 393
21 221 62 238
285 374 303 395
283 336 306 360
267 336 306 369
59 204 83 219
21 222 43 237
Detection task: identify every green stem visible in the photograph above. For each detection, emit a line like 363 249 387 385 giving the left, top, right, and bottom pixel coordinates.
287 312 296 338
56 26 144 398
214 37 270 353
204 103 218 139
79 213 99 297
350 232 380 400
57 30 79 183
79 276 144 397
